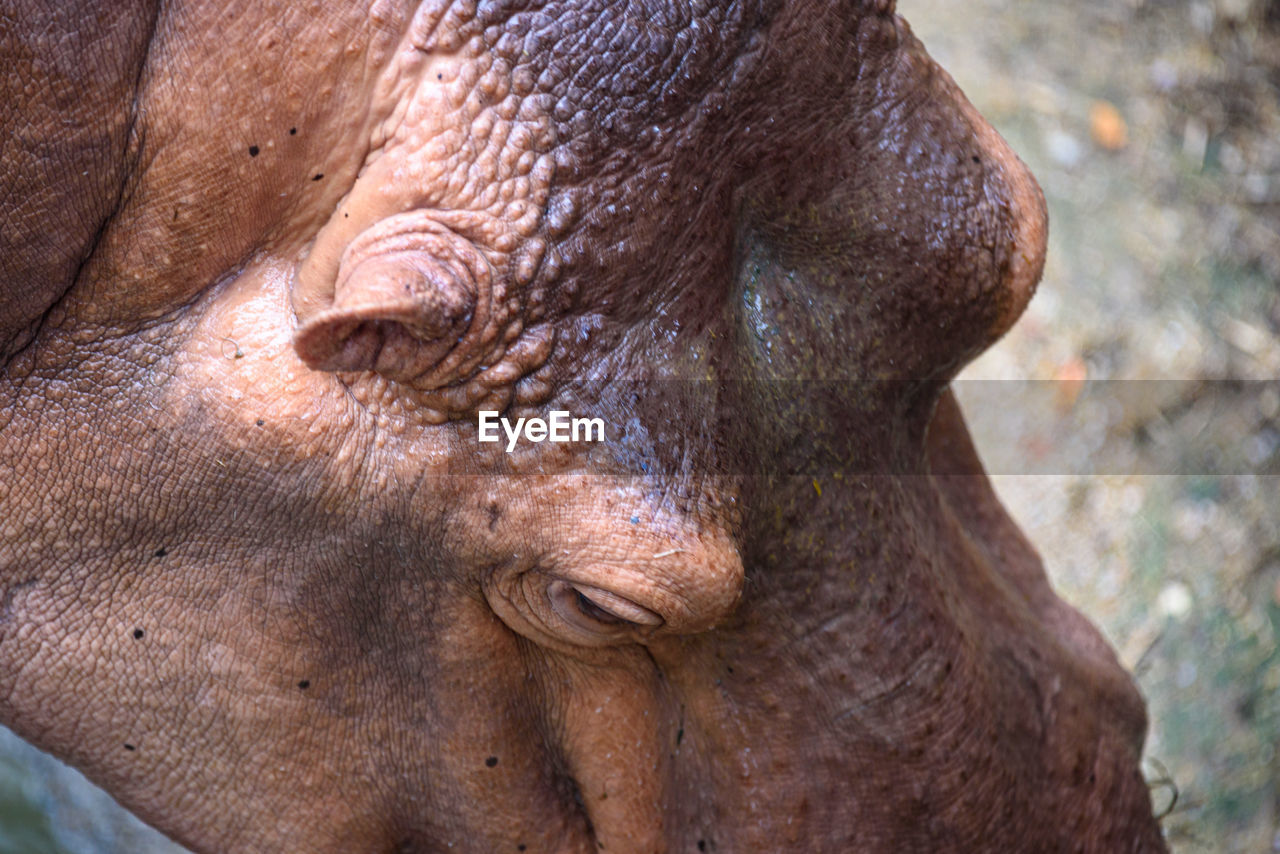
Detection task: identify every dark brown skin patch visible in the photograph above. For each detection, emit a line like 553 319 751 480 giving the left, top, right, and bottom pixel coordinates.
0 1 1163 852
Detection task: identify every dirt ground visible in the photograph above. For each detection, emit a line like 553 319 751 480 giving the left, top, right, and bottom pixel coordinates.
904 0 1280 850
0 2 1276 852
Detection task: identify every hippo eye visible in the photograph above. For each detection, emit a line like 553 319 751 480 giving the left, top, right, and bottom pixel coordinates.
546 579 663 632
573 588 626 624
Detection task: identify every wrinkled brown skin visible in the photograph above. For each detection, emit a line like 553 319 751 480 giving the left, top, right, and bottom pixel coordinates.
0 1 1165 851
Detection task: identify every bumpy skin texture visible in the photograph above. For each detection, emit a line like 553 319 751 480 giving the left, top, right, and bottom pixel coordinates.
0 1 1164 851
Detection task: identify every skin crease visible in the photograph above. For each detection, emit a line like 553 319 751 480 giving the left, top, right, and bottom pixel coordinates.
0 0 1168 851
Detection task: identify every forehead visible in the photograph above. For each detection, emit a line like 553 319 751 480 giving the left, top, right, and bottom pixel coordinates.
410 0 779 178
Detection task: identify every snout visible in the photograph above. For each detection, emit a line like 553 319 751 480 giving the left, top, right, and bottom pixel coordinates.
954 82 1049 338
900 23 1049 348
857 19 1052 371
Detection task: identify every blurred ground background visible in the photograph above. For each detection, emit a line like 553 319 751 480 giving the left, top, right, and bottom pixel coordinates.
0 0 1276 851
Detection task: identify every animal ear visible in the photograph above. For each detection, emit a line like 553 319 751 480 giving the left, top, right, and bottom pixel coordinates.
292 215 488 385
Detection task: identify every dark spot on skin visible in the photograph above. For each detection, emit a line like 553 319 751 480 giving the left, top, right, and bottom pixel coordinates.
698 842 706 852
289 127 297 135
298 680 310 690
676 727 684 746
726 665 734 674
123 743 136 751
343 212 349 217
485 756 498 767
518 846 526 852
248 145 260 157
154 547 167 558
133 628 144 640
312 173 324 181
256 418 265 426
436 73 442 80
972 155 980 164
487 503 501 531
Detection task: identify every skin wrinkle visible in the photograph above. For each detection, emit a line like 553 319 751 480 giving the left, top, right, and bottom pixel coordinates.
0 1 1165 851
0 0 161 364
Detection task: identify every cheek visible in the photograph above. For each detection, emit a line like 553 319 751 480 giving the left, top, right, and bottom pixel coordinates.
169 264 347 445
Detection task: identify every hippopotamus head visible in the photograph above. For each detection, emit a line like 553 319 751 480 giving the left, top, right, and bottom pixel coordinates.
1 1 1165 850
